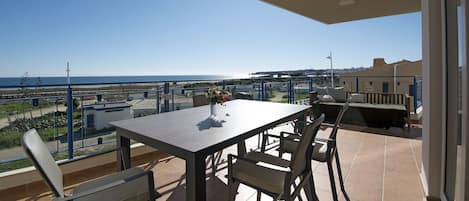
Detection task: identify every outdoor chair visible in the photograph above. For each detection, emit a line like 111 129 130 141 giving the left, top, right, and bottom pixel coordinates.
227 115 324 201
264 102 350 201
21 129 157 201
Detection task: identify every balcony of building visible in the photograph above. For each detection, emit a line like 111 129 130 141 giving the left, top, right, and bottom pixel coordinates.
0 122 423 201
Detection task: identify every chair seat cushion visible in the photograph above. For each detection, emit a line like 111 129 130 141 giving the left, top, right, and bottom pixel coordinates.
312 140 328 162
280 137 329 162
72 167 151 201
279 135 300 154
232 152 290 194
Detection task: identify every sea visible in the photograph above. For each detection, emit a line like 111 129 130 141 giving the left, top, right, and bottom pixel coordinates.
0 75 249 88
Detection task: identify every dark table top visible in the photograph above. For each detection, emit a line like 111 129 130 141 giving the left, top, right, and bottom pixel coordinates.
110 100 310 156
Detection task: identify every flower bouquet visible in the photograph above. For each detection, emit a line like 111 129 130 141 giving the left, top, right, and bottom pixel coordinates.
205 87 231 126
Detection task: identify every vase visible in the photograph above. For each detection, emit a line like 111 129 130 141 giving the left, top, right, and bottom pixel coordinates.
210 103 217 117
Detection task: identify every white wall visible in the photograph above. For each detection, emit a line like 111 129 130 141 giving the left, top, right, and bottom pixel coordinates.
85 107 133 130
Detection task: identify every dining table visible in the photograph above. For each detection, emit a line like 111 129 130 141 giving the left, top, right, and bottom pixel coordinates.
110 99 311 201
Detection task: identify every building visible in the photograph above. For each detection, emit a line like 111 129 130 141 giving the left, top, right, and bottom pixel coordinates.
83 102 133 130
340 58 422 94
262 1 467 200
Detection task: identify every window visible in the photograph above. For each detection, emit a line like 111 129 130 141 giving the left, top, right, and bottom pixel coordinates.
382 82 389 93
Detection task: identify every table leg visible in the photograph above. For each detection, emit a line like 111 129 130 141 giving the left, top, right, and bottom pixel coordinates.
117 134 131 170
186 153 206 201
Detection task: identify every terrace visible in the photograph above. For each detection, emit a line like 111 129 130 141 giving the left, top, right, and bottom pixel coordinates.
0 75 426 201
1 124 424 201
0 0 468 200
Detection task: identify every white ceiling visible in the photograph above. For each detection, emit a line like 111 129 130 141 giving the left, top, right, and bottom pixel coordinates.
261 0 421 24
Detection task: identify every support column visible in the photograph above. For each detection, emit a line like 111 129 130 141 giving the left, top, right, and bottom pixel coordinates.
421 0 444 198
460 0 469 199
66 85 74 159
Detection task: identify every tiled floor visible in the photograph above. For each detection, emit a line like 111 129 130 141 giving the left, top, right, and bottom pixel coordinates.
5 125 424 201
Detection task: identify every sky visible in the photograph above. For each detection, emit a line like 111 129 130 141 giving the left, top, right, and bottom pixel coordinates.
0 0 422 77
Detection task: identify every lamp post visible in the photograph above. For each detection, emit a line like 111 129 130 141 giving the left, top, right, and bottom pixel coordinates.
326 52 334 88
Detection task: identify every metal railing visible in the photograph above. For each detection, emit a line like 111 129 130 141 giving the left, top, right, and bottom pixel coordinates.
0 75 422 172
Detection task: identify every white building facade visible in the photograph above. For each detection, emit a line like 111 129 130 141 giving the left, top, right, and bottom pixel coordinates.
83 102 133 130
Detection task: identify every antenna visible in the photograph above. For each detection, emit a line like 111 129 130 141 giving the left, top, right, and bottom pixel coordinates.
326 51 334 88
66 62 70 84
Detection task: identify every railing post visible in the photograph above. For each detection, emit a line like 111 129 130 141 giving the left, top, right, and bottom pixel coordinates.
80 96 85 148
289 80 294 104
309 78 313 93
258 83 262 101
156 88 160 114
66 85 74 159
413 76 418 113
355 77 359 93
163 82 169 112
171 88 175 111
292 80 294 104
260 80 265 101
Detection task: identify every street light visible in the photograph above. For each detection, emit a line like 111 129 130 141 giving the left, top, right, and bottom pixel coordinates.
326 51 334 88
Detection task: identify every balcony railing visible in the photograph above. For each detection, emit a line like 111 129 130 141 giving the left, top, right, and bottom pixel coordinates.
0 75 422 174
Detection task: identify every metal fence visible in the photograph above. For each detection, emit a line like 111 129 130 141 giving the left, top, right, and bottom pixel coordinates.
0 75 422 172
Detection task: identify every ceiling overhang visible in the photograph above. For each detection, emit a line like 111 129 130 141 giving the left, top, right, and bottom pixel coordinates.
261 0 421 24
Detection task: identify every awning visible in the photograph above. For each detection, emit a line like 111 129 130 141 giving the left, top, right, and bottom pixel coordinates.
261 0 420 24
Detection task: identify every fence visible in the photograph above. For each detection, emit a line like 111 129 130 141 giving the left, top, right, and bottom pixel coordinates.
345 92 407 105
0 77 317 172
338 75 422 113
0 75 422 172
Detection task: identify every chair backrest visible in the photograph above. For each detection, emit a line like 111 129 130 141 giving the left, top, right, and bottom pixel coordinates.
290 114 324 179
330 101 349 140
193 94 210 107
21 129 64 198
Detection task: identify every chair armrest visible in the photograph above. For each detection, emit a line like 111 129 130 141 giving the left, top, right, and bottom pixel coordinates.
315 137 335 143
279 131 300 136
320 123 336 128
228 154 290 173
315 137 336 149
228 154 259 165
279 131 301 139
263 133 282 139
53 170 155 201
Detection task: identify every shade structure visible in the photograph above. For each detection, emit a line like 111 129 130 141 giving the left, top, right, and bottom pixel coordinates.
261 0 420 24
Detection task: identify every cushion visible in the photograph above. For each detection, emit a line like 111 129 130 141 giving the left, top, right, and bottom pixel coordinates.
72 168 151 201
232 152 290 194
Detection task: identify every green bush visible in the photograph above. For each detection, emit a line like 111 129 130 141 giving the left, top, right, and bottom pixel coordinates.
0 100 55 118
0 112 81 149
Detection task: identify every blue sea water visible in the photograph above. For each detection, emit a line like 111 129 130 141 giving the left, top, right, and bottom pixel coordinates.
0 75 245 88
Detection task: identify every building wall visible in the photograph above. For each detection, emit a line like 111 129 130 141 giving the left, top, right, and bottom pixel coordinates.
339 58 422 95
84 107 133 130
